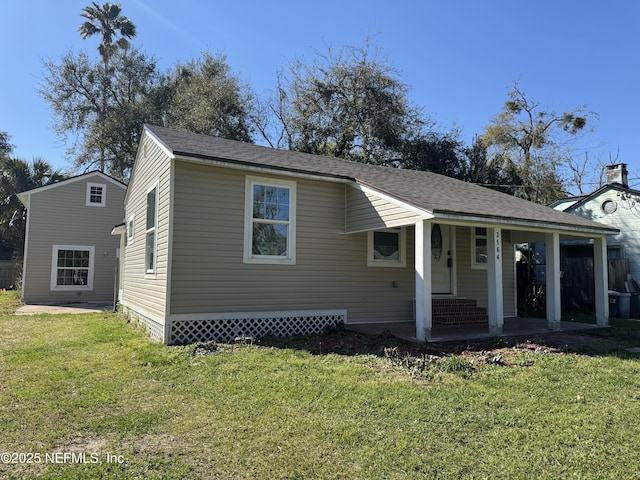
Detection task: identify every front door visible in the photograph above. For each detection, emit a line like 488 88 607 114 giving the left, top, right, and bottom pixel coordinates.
431 224 452 294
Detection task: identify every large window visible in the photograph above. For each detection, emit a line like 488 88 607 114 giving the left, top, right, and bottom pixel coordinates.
51 246 94 290
367 228 406 267
471 227 488 269
146 184 158 273
86 183 106 207
244 176 296 264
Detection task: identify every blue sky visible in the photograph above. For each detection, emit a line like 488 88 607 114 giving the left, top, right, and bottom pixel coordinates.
2 0 639 191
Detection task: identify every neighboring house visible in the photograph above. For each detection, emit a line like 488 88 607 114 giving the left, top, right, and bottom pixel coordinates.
115 125 618 345
18 171 126 304
552 163 640 288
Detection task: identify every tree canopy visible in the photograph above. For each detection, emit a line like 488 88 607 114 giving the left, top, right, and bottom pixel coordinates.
0 131 14 158
264 43 428 165
0 156 65 257
162 53 255 143
40 3 256 180
37 3 601 198
481 82 594 203
79 1 136 67
40 48 162 179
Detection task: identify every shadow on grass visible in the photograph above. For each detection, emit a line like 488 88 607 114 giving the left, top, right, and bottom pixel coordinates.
250 318 640 362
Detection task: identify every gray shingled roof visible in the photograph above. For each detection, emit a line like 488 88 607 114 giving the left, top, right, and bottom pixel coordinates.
145 125 618 235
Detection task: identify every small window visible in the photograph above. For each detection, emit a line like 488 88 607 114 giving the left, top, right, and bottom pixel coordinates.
86 182 106 207
51 246 95 290
244 176 296 264
126 215 135 246
367 228 406 267
471 227 487 269
145 185 158 274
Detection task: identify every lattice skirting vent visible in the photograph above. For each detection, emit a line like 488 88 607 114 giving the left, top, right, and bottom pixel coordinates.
122 306 164 342
169 310 347 345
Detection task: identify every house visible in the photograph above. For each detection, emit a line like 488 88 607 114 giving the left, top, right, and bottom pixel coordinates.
551 164 640 289
115 125 618 345
18 171 126 305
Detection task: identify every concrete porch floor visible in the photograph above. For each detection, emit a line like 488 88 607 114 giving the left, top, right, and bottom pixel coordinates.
345 317 603 343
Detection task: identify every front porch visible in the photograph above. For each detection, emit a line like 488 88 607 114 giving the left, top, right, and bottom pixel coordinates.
346 317 603 343
412 220 612 341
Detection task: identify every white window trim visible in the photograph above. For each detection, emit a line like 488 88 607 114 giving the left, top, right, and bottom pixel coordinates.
244 176 297 265
145 182 159 276
471 226 488 270
127 214 135 246
50 245 95 291
367 228 406 268
86 182 106 207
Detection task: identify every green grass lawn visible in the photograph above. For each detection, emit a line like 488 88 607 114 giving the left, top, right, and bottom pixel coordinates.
1 290 640 479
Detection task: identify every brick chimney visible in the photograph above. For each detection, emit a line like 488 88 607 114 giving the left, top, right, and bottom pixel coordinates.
606 163 628 188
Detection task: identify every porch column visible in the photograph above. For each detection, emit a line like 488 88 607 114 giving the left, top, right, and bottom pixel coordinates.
487 227 504 336
415 219 432 341
593 235 609 326
545 232 562 330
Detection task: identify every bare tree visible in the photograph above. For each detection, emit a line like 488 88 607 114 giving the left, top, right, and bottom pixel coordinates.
482 81 596 203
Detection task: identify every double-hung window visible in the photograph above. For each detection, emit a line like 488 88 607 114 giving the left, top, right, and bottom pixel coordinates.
51 245 94 290
244 176 296 264
145 184 158 274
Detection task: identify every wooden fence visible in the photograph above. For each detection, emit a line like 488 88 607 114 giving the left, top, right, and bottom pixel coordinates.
561 256 594 313
0 260 20 289
608 258 630 292
559 255 630 313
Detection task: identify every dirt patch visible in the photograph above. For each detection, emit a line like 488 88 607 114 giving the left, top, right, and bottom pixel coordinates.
256 326 631 363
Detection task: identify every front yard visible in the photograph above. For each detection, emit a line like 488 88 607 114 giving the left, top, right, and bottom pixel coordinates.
1 290 640 479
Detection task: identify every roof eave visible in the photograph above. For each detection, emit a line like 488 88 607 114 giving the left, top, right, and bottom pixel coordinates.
17 171 126 200
433 210 619 236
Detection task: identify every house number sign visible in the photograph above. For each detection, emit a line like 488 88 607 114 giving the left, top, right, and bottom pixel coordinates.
495 230 501 261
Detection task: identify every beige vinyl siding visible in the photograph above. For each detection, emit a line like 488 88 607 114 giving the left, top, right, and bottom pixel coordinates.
455 226 516 316
22 177 125 304
346 186 422 233
121 136 172 323
170 162 416 323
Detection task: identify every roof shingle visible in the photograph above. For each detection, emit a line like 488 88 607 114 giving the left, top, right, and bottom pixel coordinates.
145 125 617 235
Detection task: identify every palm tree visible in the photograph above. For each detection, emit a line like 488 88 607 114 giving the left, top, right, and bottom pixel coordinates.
0 157 65 258
79 2 136 70
79 2 136 171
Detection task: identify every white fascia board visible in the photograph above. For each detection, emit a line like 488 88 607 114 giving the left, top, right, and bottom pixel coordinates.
124 127 174 205
18 171 126 201
142 125 175 159
433 212 619 237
